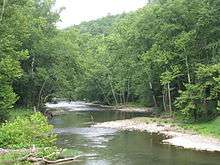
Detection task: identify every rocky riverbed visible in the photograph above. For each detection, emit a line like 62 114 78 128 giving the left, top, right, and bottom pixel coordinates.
93 117 220 152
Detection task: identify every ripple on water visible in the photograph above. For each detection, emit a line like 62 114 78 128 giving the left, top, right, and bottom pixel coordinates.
54 127 118 136
49 101 220 165
46 101 103 112
54 127 118 149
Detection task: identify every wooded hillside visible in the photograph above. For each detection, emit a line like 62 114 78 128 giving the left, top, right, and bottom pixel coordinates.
0 0 219 122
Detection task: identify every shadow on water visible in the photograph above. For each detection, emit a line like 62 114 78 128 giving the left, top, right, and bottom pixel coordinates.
48 102 220 165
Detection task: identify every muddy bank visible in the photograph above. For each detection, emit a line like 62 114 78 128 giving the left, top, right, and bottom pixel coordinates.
93 117 220 152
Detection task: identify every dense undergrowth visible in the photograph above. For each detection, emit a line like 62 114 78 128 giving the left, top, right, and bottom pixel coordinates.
0 108 80 164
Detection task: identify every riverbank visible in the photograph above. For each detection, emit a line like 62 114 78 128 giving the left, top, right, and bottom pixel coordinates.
0 108 81 164
116 106 155 113
45 101 220 152
93 117 220 152
46 101 155 114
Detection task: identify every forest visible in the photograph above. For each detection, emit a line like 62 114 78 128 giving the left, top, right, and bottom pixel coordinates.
1 0 219 121
0 0 220 164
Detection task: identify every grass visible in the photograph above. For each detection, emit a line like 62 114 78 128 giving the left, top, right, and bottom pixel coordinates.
0 150 32 165
181 117 220 139
133 116 220 139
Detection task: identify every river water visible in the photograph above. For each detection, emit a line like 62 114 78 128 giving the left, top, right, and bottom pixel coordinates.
48 101 220 165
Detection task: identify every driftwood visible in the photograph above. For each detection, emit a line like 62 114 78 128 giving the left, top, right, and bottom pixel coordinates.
26 155 82 164
0 148 82 165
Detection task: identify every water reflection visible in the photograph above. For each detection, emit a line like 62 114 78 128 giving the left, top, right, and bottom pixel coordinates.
48 102 220 165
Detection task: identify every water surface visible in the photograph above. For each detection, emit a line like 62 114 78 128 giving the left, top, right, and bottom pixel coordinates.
49 102 220 165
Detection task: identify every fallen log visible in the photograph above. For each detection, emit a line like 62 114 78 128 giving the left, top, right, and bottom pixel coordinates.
27 155 82 164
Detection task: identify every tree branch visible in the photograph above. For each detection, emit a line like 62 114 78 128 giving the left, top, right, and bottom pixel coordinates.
0 0 6 22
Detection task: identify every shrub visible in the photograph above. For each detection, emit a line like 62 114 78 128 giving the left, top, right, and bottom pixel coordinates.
9 108 34 121
0 150 32 165
175 64 220 122
0 112 57 149
0 84 18 122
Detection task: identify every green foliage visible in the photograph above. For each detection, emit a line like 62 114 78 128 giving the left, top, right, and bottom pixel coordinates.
175 64 220 121
76 14 125 36
0 84 18 121
175 84 203 121
0 150 32 165
0 113 57 149
0 0 62 116
160 66 181 85
8 108 34 121
182 117 220 139
0 0 219 123
36 147 61 160
70 0 220 122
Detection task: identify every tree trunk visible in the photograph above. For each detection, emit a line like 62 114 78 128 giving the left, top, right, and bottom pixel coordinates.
185 55 191 84
108 76 118 105
31 56 35 106
0 0 6 21
37 79 47 110
119 92 123 105
122 88 126 105
167 83 172 116
126 81 130 104
162 87 167 112
149 81 158 107
95 80 110 105
203 99 208 120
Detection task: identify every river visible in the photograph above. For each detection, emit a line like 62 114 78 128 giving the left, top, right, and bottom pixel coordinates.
47 101 220 165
